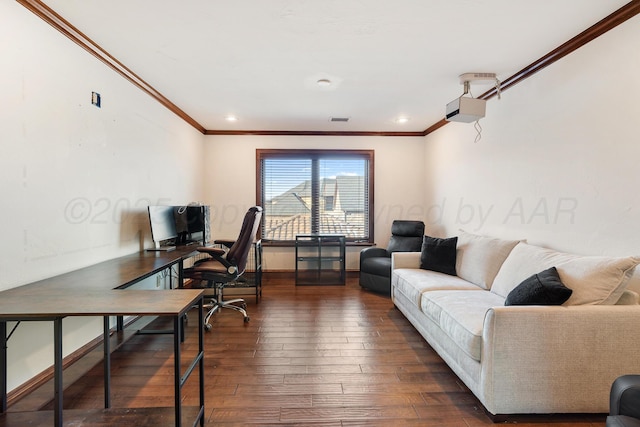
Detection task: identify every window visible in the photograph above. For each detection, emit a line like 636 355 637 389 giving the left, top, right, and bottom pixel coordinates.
257 149 374 244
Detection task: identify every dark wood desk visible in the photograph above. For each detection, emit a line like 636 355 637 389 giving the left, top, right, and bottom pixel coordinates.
0 247 205 427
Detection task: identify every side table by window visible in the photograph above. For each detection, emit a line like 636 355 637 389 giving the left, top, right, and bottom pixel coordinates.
295 234 346 285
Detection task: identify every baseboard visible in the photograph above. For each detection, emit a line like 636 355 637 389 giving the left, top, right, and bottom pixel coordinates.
263 270 359 279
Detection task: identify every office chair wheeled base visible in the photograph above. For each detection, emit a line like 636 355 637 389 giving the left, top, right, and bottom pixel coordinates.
203 293 250 331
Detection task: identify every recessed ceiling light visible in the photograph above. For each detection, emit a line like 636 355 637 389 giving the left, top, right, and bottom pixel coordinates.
395 116 410 124
225 115 238 122
317 79 332 87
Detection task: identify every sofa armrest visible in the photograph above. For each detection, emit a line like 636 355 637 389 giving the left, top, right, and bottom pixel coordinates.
610 375 640 418
391 252 421 270
481 305 640 414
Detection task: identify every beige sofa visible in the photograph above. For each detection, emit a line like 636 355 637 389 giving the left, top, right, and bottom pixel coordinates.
391 231 640 417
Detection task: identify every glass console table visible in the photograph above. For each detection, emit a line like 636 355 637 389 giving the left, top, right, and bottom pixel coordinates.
295 234 346 285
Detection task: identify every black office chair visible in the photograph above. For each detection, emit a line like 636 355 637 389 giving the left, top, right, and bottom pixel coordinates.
607 375 640 427
183 206 262 330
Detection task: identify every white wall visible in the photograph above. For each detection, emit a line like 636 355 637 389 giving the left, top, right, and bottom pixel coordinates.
0 2 205 391
202 135 426 270
424 16 640 259
4 0 638 398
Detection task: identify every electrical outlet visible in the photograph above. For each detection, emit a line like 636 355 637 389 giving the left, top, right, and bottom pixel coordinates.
91 91 101 108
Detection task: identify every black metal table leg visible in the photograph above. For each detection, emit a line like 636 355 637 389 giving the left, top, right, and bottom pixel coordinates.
53 317 63 427
174 315 182 427
103 316 111 408
0 322 6 413
198 298 205 426
178 261 184 288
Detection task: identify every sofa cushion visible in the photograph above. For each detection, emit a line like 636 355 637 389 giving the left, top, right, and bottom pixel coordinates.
491 242 640 305
420 290 505 361
420 236 457 276
392 268 482 306
455 230 520 290
504 266 572 306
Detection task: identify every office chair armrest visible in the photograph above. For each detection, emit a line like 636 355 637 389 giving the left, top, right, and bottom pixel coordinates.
192 256 239 275
196 246 226 257
214 239 236 249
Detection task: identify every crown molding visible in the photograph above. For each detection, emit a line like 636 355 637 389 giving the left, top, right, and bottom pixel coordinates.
18 0 640 138
205 129 425 137
17 0 206 134
422 0 640 136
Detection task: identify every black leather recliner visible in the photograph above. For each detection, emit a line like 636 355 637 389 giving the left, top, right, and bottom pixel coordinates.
359 220 424 294
607 375 640 427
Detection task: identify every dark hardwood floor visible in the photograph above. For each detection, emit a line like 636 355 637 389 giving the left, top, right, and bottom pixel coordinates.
3 275 607 426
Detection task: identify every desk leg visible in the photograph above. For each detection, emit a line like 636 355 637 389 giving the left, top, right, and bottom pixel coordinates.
198 298 205 426
173 315 182 427
103 316 111 408
53 317 63 427
178 261 186 342
178 261 184 289
1 322 6 413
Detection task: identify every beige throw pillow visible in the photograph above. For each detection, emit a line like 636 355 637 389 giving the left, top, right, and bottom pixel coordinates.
491 243 573 298
558 256 640 305
455 230 520 290
491 242 640 305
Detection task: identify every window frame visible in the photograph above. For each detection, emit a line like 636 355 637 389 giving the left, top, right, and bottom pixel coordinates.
256 148 375 246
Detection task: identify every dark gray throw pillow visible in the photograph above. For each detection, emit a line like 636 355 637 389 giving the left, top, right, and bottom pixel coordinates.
504 266 572 306
420 235 457 276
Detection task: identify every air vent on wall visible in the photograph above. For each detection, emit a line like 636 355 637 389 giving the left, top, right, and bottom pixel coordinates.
329 117 349 122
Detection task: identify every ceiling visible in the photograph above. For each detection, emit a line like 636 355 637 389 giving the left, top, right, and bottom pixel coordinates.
37 0 632 133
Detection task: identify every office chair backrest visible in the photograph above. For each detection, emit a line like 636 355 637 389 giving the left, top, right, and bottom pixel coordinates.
226 206 263 276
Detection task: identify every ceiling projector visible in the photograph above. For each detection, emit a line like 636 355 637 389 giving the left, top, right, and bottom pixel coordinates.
445 96 486 123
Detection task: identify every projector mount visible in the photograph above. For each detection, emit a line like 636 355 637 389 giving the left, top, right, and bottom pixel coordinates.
458 72 501 99
445 73 501 143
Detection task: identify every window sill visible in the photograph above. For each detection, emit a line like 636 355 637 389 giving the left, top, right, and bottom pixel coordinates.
262 240 374 248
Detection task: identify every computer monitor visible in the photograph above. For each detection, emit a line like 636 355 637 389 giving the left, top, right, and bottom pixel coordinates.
147 206 178 251
174 205 210 246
